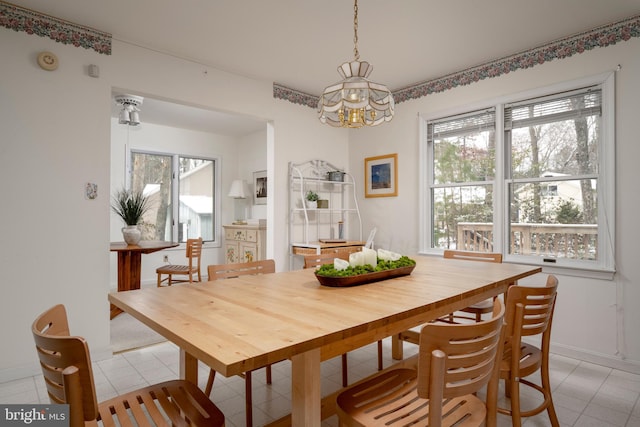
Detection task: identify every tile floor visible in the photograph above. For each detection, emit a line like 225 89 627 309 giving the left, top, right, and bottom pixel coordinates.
2 338 640 427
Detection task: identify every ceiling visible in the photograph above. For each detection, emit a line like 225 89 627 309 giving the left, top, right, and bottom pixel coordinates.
17 0 640 134
110 96 267 136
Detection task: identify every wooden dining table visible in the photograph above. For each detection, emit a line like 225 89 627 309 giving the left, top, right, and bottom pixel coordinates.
109 240 178 319
108 255 541 426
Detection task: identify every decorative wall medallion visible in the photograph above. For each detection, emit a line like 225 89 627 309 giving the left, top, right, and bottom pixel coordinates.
85 182 98 200
37 51 58 71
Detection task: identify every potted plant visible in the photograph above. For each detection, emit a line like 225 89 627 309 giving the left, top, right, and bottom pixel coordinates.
111 188 150 245
305 190 319 209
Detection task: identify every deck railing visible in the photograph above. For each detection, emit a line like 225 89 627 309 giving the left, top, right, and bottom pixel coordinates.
456 222 597 260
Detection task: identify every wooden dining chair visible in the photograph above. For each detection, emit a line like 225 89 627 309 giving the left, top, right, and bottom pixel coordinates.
156 237 203 286
302 251 350 268
397 250 503 351
443 249 503 322
498 274 559 427
32 304 225 427
205 259 276 427
336 299 506 427
303 252 384 388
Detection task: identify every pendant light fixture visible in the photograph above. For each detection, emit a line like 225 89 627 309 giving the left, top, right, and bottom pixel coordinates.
318 0 394 128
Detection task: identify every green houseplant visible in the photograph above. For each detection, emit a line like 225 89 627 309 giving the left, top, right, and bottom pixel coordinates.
305 190 319 209
111 188 150 245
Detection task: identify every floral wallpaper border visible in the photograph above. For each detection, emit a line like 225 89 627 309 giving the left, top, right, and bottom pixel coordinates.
273 84 319 109
275 13 640 107
0 1 111 55
2 0 637 101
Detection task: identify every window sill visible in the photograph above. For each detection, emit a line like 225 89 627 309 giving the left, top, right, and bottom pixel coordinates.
509 261 615 281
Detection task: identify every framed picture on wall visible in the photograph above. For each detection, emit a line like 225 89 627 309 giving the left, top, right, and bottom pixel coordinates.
253 170 267 205
364 153 398 198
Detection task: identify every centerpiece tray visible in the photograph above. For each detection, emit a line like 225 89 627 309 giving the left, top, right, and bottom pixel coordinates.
315 265 415 287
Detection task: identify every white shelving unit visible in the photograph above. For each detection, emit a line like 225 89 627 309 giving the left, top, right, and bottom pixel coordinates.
289 160 363 267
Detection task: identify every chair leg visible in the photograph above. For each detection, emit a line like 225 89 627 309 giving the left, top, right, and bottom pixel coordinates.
341 353 348 387
205 369 216 396
504 376 512 398
510 376 522 427
541 353 560 426
265 364 272 384
245 370 253 427
392 333 404 360
377 340 383 371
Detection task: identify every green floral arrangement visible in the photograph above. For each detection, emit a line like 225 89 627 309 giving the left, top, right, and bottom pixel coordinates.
316 256 416 278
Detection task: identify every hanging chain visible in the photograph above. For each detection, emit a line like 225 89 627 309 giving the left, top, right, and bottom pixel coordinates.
353 0 359 61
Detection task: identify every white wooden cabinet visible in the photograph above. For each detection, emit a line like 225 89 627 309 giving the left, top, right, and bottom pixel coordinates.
223 224 266 263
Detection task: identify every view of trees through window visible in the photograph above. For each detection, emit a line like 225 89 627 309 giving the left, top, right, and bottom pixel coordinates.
131 152 215 243
430 109 496 251
428 86 602 262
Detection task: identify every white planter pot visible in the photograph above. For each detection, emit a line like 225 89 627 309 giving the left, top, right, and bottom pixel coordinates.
122 225 142 245
306 200 317 209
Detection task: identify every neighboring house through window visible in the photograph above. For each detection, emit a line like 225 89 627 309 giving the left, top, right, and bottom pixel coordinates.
129 151 217 243
421 74 615 272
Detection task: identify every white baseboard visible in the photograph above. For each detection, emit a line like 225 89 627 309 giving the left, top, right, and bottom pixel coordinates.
550 342 640 374
0 346 114 384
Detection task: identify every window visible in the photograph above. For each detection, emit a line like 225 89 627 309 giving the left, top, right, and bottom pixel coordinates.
130 151 217 243
422 75 615 272
427 108 496 251
506 87 601 263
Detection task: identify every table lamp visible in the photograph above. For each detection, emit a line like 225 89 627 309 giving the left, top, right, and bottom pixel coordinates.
228 179 248 224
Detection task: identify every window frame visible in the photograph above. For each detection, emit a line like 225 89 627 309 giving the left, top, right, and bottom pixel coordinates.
420 72 615 275
126 149 222 245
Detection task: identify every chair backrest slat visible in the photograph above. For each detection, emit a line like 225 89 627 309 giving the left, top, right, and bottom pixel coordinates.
443 249 502 263
187 238 203 268
32 305 99 426
208 259 275 280
303 252 350 269
417 299 505 400
504 274 558 339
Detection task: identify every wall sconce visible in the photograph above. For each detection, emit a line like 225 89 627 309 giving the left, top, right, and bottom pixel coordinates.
228 179 248 225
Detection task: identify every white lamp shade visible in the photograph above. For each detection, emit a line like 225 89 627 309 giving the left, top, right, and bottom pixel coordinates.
228 180 247 199
129 110 140 125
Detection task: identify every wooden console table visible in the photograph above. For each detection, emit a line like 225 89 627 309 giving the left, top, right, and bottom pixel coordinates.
110 240 178 319
291 240 365 256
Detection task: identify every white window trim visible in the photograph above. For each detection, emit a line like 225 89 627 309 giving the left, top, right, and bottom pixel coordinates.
125 149 223 247
419 72 615 279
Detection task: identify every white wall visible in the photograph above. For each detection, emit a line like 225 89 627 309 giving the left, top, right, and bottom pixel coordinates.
0 29 347 381
238 130 269 220
348 38 640 372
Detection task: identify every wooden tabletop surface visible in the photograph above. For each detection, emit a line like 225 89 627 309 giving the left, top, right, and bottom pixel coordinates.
110 240 179 253
108 255 541 378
